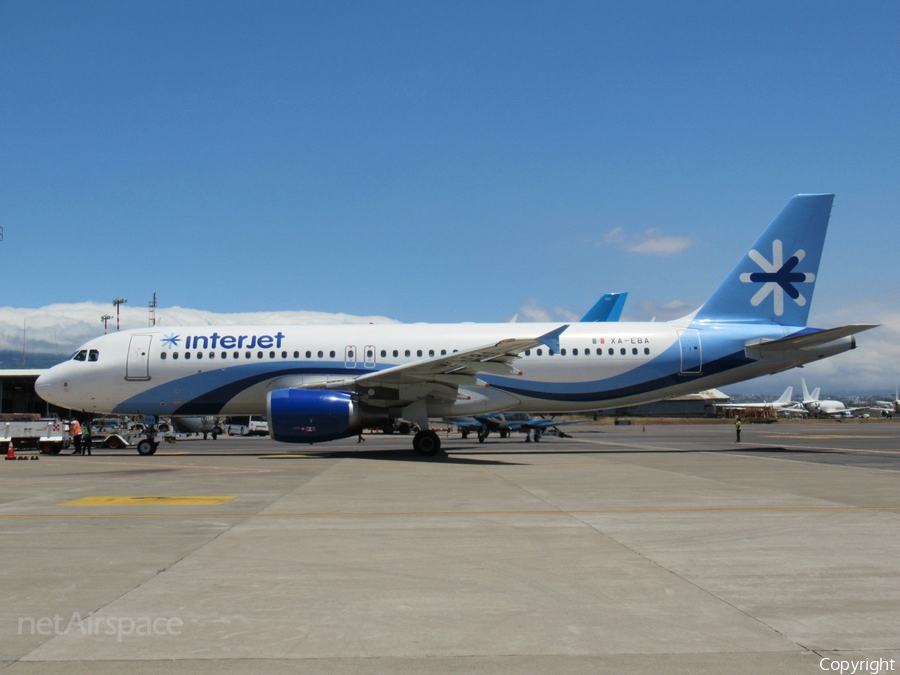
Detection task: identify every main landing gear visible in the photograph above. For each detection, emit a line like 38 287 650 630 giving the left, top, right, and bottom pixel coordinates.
412 430 441 456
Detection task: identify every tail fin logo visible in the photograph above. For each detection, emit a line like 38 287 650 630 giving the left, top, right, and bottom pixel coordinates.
738 240 816 316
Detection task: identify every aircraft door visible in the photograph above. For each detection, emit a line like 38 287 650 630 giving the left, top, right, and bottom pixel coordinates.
678 329 702 375
364 345 376 369
126 335 153 381
345 345 357 369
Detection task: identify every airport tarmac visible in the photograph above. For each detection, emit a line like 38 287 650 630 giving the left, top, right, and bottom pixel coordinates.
2 421 899 674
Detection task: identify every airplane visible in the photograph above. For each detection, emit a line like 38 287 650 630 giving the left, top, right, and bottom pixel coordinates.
873 387 900 418
581 293 627 322
508 292 626 324
716 386 801 413
35 194 877 457
800 378 868 417
451 412 580 442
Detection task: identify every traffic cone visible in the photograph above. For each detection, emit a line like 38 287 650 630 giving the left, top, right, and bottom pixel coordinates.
5 442 15 460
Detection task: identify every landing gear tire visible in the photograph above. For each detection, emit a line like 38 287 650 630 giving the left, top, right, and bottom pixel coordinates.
461 430 469 439
413 430 441 456
499 430 508 439
202 432 208 440
398 422 411 435
382 424 395 435
136 439 156 456
477 432 486 444
211 432 218 440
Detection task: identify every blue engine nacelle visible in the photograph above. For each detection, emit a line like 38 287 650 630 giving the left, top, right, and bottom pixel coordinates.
267 389 388 444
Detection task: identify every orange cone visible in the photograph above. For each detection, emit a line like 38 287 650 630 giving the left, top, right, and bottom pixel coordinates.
5 441 15 460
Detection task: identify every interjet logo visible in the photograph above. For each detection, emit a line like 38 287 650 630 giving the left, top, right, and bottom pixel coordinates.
739 239 815 316
161 334 180 349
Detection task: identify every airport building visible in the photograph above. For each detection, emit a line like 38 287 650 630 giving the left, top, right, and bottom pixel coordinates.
0 369 67 417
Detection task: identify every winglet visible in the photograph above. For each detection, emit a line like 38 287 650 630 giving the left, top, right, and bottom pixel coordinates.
537 325 569 353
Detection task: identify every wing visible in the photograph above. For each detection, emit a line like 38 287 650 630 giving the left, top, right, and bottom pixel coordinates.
298 325 569 409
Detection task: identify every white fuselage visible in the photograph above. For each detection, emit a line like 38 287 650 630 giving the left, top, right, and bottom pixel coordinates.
36 319 823 419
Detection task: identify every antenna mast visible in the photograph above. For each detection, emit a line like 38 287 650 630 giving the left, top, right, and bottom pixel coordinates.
149 292 157 327
112 298 127 331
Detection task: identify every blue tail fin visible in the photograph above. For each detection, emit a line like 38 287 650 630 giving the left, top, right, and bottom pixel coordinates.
581 292 627 322
692 194 834 326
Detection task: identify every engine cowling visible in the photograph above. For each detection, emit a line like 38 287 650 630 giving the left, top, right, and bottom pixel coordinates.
267 389 388 444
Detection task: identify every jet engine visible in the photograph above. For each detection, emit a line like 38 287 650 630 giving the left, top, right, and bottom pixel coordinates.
267 389 388 444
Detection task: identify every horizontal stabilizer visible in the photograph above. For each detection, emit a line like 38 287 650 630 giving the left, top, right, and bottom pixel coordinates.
745 324 878 352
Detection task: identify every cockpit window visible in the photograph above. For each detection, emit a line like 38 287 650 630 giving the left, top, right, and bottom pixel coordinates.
88 350 99 362
73 350 87 362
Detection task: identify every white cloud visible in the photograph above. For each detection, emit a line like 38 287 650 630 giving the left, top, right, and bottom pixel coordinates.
0 303 400 356
515 299 580 323
603 228 691 256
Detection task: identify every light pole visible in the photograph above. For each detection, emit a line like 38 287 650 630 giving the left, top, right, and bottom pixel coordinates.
101 314 113 334
112 298 127 331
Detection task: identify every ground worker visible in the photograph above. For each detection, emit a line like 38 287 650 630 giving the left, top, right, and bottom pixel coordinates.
735 416 742 443
83 419 93 456
70 419 82 455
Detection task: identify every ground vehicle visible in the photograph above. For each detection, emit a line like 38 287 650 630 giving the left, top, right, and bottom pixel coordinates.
224 416 269 436
0 417 71 454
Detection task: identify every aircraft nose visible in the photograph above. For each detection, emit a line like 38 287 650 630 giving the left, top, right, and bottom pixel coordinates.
35 370 53 390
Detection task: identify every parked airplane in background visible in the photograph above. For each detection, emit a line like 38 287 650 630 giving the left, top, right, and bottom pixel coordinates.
873 387 900 417
800 378 868 417
581 293 627 322
36 194 876 456
509 292 626 324
717 387 799 413
451 412 579 443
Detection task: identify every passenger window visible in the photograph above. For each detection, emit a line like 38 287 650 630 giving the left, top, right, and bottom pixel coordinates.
596 348 601 355
537 349 542 356
525 349 531 356
160 352 167 360
632 347 638 355
348 350 354 359
644 347 650 355
549 349 555 356
209 352 215 359
381 350 387 358
572 348 578 356
257 351 263 359
441 349 446 355
233 352 239 359
173 352 179 360
73 350 87 362
245 351 251 359
306 351 311 358
620 348 626 355
417 350 423 357
293 351 299 358
428 349 434 357
367 350 373 358
269 351 275 358
282 351 288 358
317 351 323 358
608 348 614 355
196 352 203 360
405 350 410 357
585 349 590 356
185 352 191 360
329 350 335 358
393 350 398 357
88 350 99 362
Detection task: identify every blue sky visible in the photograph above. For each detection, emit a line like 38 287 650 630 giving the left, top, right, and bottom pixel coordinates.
1 1 899 393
